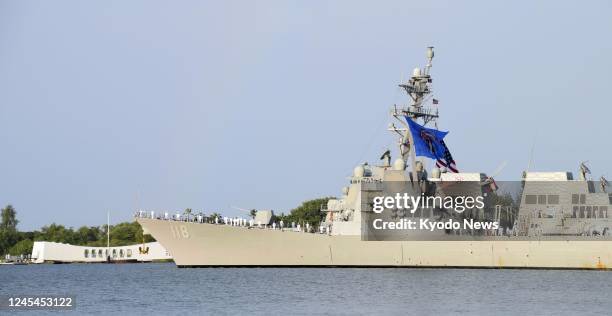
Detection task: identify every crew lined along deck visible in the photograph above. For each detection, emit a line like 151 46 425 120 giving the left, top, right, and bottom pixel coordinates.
134 211 333 234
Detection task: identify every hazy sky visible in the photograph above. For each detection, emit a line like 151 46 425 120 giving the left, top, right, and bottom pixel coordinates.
1 1 611 230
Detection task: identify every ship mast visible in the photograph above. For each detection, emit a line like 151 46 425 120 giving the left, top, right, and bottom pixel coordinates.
389 47 439 182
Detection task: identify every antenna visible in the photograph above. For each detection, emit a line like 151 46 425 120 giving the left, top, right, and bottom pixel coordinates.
526 130 538 174
425 46 434 75
601 175 609 192
135 190 140 213
231 206 252 213
579 161 591 180
490 160 508 178
527 145 534 171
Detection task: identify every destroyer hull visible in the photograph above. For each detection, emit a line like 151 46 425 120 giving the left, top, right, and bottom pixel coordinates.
137 218 612 269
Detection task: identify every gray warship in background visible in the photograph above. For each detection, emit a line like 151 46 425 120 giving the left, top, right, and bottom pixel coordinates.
137 47 612 269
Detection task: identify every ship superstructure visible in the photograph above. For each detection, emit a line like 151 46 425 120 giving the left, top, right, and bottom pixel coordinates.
323 47 494 238
517 171 612 237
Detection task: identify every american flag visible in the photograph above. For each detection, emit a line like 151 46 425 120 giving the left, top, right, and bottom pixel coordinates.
435 139 459 173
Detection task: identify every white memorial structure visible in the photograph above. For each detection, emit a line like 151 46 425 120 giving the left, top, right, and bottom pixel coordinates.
30 241 172 264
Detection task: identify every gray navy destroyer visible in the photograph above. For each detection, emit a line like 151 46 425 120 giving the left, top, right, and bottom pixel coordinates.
137 47 612 269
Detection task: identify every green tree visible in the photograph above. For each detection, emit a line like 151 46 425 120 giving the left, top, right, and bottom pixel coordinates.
286 197 334 227
108 222 154 246
209 212 221 223
0 205 20 255
0 204 155 255
110 222 137 246
0 229 19 255
77 226 100 245
36 224 78 244
9 239 33 256
1 205 18 231
250 209 257 219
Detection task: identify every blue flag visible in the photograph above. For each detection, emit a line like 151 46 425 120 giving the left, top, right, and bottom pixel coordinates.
405 117 448 160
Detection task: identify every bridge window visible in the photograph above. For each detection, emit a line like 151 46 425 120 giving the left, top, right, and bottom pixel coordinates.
609 194 612 204
98 249 103 257
602 206 609 218
127 249 132 258
572 194 579 204
547 195 559 204
112 249 117 258
580 206 586 218
119 249 124 258
586 206 592 218
573 206 578 218
538 195 547 204
526 195 537 204
84 249 89 258
593 206 599 219
91 249 96 258
580 194 586 204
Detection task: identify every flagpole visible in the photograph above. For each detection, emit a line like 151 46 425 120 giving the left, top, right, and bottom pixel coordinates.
107 211 110 261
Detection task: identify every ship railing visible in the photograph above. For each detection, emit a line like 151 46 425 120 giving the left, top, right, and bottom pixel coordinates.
134 211 219 224
134 211 334 234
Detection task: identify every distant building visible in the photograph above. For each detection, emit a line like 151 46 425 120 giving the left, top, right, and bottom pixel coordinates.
30 241 172 264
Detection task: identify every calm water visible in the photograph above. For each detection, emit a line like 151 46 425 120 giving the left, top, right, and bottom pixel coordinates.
1 263 612 315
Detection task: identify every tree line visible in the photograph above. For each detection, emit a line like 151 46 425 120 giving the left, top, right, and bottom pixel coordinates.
0 205 154 257
273 197 334 227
